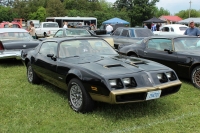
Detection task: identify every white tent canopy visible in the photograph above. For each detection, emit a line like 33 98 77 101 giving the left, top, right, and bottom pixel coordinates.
178 17 200 24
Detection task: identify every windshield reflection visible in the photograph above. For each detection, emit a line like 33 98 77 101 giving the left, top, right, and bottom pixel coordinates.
59 39 118 58
174 38 200 51
0 32 33 40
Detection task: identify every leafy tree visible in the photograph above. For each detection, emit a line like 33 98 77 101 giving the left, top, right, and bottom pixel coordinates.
114 0 159 27
28 7 46 22
175 9 200 19
12 0 30 19
154 7 170 18
0 5 18 22
46 0 65 17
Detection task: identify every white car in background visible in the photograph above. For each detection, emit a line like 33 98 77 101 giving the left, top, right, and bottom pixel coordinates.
153 24 188 35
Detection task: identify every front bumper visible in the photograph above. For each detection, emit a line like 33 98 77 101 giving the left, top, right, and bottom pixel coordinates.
0 50 22 60
90 80 182 104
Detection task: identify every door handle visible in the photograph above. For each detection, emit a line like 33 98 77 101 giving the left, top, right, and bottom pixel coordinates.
144 51 147 54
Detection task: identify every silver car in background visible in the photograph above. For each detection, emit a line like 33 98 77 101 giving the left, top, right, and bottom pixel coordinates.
0 28 39 60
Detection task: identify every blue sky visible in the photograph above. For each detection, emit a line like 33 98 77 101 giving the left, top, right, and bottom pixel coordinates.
106 0 200 14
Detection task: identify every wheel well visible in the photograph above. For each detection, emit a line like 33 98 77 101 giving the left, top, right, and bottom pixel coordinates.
127 51 138 57
66 74 80 85
190 64 200 76
25 59 30 67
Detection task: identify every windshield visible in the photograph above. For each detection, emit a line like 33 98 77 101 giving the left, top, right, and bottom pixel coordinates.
59 39 118 58
43 23 58 28
4 24 20 28
174 38 200 51
65 29 91 36
0 32 33 40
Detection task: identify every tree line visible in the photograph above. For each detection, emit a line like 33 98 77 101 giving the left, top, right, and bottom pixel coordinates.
0 0 199 27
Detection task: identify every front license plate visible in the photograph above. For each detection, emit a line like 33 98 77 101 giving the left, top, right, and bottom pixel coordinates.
146 90 161 100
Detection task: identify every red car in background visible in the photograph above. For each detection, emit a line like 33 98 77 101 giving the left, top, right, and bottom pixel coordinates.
0 22 22 28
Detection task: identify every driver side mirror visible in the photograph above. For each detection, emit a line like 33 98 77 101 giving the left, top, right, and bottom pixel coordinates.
164 49 173 54
47 54 57 61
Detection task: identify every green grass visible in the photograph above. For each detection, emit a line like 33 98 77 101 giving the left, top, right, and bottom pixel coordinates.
0 60 200 133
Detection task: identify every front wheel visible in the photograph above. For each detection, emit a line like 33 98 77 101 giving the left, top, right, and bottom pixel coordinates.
68 78 94 113
27 62 40 84
191 66 200 89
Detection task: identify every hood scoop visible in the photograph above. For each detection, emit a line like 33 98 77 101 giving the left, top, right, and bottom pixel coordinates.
103 64 124 68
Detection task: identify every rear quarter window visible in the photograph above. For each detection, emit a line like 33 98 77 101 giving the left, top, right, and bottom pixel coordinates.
135 29 153 37
179 27 187 31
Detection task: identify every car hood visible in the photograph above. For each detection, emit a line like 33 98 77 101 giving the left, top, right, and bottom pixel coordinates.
61 55 169 76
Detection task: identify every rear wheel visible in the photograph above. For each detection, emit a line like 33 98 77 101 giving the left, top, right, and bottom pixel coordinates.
68 78 94 113
27 62 40 84
44 32 47 37
191 66 200 89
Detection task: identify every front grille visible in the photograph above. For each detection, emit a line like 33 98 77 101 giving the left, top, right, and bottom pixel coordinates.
116 92 146 102
161 85 181 97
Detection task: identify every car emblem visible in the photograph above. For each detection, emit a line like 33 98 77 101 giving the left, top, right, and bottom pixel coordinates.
23 45 26 48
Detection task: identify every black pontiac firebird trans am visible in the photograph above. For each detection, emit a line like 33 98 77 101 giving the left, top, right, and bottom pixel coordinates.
21 37 181 113
119 36 200 89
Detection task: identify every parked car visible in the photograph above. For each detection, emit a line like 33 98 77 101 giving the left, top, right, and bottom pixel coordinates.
27 20 40 28
111 27 154 49
119 35 200 89
49 28 114 47
0 22 22 28
22 37 181 113
0 28 40 60
35 22 60 38
153 24 188 35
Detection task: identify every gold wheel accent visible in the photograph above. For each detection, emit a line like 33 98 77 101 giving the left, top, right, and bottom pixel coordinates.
194 70 200 87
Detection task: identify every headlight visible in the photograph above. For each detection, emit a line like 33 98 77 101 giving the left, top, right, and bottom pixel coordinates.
122 78 131 85
109 79 117 86
166 72 172 78
166 72 177 81
109 79 123 89
157 73 168 83
157 74 163 80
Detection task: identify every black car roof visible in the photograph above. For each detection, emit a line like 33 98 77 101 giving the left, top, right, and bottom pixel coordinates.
116 27 147 30
148 35 198 39
43 37 99 43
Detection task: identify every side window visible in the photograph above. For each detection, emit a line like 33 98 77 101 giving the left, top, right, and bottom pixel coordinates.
13 24 20 28
147 39 172 51
39 42 58 56
113 28 122 36
54 30 63 37
121 29 129 37
162 27 169 32
171 27 174 32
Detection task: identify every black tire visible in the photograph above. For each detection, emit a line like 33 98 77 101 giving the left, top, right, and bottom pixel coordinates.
191 66 200 89
27 62 40 84
44 32 47 37
68 78 95 113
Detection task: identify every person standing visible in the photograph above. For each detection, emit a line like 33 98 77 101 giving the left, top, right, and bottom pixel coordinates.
28 21 33 31
63 21 68 28
29 23 36 39
143 23 148 28
184 20 200 37
156 23 160 31
106 24 113 34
